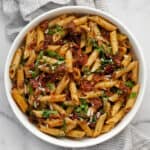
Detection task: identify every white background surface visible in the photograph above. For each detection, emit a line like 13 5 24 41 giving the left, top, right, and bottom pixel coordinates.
0 0 150 149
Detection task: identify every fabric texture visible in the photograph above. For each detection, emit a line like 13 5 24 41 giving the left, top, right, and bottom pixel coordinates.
2 0 150 149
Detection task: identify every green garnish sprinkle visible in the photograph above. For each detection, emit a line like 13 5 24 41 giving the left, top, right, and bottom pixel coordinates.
129 92 137 98
42 110 58 118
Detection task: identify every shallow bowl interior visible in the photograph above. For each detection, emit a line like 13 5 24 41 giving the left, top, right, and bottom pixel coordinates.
4 6 147 148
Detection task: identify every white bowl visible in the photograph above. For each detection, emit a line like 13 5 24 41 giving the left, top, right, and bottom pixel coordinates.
4 6 147 148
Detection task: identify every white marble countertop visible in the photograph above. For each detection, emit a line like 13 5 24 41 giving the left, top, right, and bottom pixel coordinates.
0 0 150 149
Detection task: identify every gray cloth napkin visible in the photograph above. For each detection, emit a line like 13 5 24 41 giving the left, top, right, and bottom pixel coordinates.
2 0 150 149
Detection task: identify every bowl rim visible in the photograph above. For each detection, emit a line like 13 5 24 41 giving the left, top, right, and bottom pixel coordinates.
4 6 147 148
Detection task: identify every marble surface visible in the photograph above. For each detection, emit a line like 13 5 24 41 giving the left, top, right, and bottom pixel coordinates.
0 0 150 149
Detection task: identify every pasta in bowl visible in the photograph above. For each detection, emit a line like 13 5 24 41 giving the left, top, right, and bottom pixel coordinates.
5 6 146 148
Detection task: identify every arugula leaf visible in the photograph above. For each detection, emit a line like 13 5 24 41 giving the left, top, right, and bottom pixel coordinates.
125 81 135 88
129 92 137 98
42 110 58 118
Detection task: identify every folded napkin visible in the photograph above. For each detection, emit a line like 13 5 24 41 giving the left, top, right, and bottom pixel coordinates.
2 0 150 149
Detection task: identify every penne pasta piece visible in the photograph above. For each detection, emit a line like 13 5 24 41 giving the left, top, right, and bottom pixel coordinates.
84 91 102 99
32 110 43 118
73 16 88 26
25 50 36 66
122 54 132 67
9 49 22 79
106 109 125 124
117 33 127 42
39 125 65 137
109 94 119 102
36 26 44 51
111 100 123 116
12 88 28 113
131 61 138 82
66 106 74 115
65 120 77 133
65 50 73 72
69 81 80 105
48 15 67 27
85 50 99 68
110 30 118 55
114 61 137 79
125 84 140 112
55 75 70 94
101 123 115 134
95 80 118 89
59 43 69 56
87 59 101 80
80 32 86 48
45 119 63 127
73 67 81 81
63 101 75 106
57 16 75 26
47 45 61 51
24 29 36 59
52 103 66 115
103 101 111 118
66 130 85 139
93 113 107 137
41 56 57 64
78 120 93 137
80 24 90 32
88 16 117 31
39 94 66 102
17 66 24 89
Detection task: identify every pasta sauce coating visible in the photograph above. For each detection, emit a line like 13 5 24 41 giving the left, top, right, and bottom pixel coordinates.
9 14 139 139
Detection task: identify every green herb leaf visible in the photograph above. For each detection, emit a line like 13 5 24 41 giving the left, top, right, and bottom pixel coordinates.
129 92 137 98
47 50 64 60
48 25 64 35
46 82 55 90
28 85 33 95
75 98 88 114
88 38 98 48
125 81 135 88
31 71 37 78
42 110 58 118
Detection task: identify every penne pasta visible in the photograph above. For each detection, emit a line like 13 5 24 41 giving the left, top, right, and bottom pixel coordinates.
85 50 99 67
39 94 66 102
39 125 65 137
55 75 70 94
125 84 140 112
88 16 117 31
65 50 73 72
110 30 118 55
17 66 24 89
93 113 107 137
9 49 22 79
69 81 80 105
66 130 85 139
9 14 140 139
12 88 28 113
